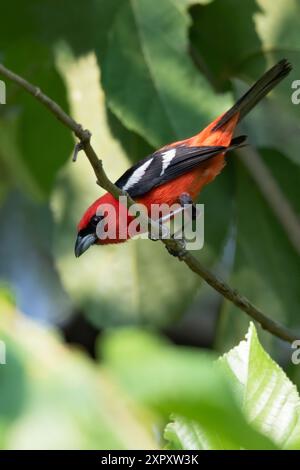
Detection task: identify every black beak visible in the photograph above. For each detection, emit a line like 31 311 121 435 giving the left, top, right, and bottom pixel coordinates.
75 233 97 257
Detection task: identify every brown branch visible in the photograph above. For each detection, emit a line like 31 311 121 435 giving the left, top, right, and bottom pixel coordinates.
0 62 298 344
238 146 300 258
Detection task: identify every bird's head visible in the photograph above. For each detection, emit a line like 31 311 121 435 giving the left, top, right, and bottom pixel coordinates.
75 197 104 258
75 192 131 257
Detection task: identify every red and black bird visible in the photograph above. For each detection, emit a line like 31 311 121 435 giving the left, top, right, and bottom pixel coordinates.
75 59 292 257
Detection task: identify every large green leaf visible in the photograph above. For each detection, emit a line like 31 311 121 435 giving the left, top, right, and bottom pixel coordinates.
164 323 300 450
190 0 300 89
17 1 228 148
190 0 265 90
220 323 300 449
100 0 231 148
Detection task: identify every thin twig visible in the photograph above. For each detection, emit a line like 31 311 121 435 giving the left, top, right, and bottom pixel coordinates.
0 62 298 344
238 146 300 258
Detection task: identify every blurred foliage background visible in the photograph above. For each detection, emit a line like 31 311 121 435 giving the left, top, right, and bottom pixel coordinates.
1 0 300 449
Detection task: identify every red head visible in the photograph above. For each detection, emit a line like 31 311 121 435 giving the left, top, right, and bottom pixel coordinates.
75 193 132 257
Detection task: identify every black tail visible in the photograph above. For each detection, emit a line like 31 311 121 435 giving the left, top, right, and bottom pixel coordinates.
213 59 292 131
226 135 247 152
230 135 247 147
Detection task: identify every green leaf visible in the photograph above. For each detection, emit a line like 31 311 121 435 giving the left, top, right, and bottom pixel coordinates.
233 79 300 166
0 40 72 197
100 0 231 148
220 323 300 449
198 162 235 264
253 0 300 124
216 156 300 351
164 415 232 450
165 323 300 450
0 309 156 450
13 1 226 149
102 328 276 449
191 0 300 164
190 0 265 90
0 1 37 47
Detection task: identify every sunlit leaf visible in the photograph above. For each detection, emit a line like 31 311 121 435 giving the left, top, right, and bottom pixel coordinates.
165 323 300 450
220 323 300 449
164 415 233 450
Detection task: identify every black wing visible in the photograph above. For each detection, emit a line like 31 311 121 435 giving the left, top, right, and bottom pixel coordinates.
115 138 245 198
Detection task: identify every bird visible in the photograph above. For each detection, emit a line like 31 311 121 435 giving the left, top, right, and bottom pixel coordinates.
75 59 292 257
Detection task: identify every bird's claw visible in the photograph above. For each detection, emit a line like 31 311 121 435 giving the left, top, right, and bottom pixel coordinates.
179 193 199 220
165 238 186 260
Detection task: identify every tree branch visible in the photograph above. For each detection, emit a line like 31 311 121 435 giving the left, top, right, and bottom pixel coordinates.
0 62 298 344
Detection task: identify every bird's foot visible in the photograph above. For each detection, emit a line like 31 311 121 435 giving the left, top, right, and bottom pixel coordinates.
165 237 186 260
178 193 199 220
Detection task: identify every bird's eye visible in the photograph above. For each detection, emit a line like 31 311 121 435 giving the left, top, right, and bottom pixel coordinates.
90 215 101 226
